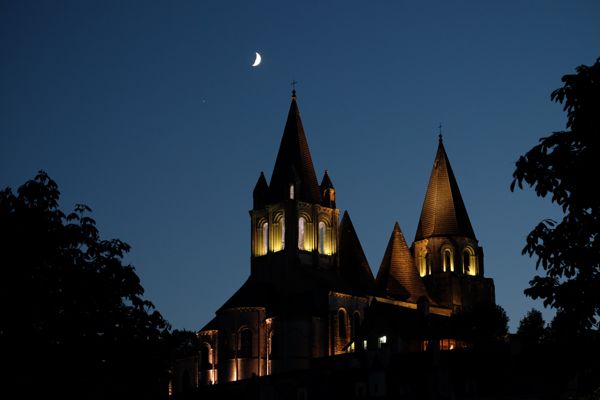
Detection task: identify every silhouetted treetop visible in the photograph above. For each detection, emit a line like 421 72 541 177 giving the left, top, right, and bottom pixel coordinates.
0 171 170 399
511 57 600 333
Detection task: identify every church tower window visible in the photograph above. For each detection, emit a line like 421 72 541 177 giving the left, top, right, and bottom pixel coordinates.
298 217 306 250
261 222 269 255
272 213 285 252
463 247 477 276
289 184 294 200
318 221 326 254
442 247 454 272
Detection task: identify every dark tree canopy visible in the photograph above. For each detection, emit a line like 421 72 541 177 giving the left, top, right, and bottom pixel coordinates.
511 57 600 333
0 172 171 399
451 302 509 344
517 308 545 346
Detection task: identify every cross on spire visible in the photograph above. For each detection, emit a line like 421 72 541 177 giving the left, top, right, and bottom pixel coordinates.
438 123 443 142
291 80 298 97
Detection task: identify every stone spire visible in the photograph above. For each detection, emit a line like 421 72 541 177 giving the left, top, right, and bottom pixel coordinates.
414 137 476 241
376 223 430 302
268 93 321 204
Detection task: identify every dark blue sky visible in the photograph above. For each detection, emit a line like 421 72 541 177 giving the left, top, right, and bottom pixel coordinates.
2 1 599 332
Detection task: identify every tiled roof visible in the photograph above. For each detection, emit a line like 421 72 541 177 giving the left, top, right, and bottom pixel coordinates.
376 223 430 302
269 95 321 204
414 137 476 241
338 211 376 293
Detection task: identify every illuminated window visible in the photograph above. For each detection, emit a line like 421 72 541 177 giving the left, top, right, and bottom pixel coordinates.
239 328 252 358
363 340 367 350
418 250 427 277
338 309 347 339
426 253 433 275
378 335 387 349
442 247 454 272
289 184 294 200
281 217 285 250
298 217 306 250
463 247 477 276
261 222 269 255
318 221 326 254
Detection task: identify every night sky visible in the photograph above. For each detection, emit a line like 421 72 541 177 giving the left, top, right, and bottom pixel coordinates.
2 1 599 332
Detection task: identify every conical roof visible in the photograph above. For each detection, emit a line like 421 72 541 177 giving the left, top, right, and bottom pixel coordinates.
338 211 376 293
269 94 321 204
376 223 430 302
253 171 269 209
414 137 476 241
320 170 334 192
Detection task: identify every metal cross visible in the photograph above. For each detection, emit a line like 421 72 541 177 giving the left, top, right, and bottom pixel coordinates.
291 80 298 96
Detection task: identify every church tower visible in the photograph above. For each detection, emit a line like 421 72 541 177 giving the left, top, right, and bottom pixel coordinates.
412 135 495 310
250 91 339 280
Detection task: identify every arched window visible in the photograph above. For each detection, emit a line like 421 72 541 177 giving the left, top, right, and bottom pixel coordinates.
426 252 433 275
239 328 252 358
318 221 326 254
272 213 285 252
261 222 269 255
289 184 294 200
463 247 477 276
200 343 211 370
338 309 347 339
352 312 361 338
418 250 428 277
298 217 306 250
442 247 454 272
281 217 285 250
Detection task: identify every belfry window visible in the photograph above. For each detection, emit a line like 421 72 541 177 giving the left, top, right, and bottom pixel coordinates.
318 221 326 254
442 248 454 272
463 247 477 276
298 217 306 250
289 184 294 200
424 252 433 275
281 217 285 250
261 222 269 255
418 251 428 277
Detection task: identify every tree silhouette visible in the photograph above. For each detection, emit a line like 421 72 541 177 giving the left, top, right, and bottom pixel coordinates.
517 308 545 346
511 57 600 334
0 171 171 399
451 302 509 344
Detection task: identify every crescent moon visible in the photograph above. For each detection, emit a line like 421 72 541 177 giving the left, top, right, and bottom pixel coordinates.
252 52 262 67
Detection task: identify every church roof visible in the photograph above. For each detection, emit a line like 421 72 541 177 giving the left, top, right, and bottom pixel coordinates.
376 223 430 303
414 136 476 241
253 171 269 209
269 94 321 204
338 211 376 293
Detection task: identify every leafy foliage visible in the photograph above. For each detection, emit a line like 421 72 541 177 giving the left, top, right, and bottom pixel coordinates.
517 308 545 346
0 171 171 399
511 57 600 333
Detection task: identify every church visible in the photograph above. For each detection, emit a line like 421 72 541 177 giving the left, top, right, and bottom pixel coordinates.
175 90 496 392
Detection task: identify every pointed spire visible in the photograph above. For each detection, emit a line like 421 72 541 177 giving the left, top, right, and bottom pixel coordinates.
253 171 269 209
268 94 321 203
320 170 336 208
376 223 430 302
339 211 376 293
414 138 476 241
